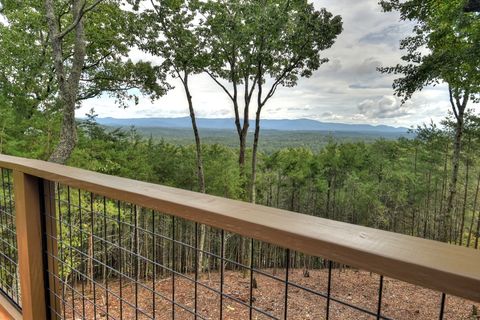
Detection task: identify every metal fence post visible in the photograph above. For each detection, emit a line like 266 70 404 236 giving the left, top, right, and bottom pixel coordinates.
43 180 60 320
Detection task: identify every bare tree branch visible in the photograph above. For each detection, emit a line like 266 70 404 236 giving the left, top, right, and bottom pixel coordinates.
449 86 459 120
83 51 113 70
205 70 234 101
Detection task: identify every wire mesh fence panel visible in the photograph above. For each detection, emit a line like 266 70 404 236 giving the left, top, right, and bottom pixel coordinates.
0 168 21 309
41 181 480 320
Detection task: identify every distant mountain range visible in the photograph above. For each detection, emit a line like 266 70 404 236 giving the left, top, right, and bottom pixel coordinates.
95 117 410 133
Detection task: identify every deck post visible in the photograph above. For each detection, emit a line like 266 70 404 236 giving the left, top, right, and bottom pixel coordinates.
13 171 48 320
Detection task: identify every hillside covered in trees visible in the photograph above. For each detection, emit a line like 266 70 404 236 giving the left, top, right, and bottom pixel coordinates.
4 111 480 247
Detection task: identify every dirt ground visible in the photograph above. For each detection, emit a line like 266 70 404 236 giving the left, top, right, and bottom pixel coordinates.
62 269 479 320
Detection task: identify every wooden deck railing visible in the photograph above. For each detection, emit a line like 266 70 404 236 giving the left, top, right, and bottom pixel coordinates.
0 154 479 320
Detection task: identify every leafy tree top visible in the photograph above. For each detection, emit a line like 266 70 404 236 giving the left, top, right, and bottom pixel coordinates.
0 0 168 113
379 0 480 103
200 0 343 96
133 0 209 81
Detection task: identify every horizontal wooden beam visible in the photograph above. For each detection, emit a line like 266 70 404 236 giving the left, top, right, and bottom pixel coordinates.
0 293 22 320
1 154 480 302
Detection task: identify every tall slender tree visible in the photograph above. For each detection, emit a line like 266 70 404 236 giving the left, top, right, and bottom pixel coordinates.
201 0 342 201
379 0 480 241
249 0 342 202
137 0 205 193
200 0 258 190
135 0 209 270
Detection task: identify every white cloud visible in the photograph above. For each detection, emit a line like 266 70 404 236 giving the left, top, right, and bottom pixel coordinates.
358 96 412 119
76 0 464 128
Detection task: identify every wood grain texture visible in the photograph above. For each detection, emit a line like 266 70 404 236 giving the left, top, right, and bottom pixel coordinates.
0 293 22 320
1 154 480 303
13 171 47 320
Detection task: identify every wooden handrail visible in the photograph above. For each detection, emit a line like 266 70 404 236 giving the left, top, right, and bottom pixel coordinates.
1 154 480 303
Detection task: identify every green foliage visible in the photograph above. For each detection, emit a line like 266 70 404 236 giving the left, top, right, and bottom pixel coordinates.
0 1 169 161
5 109 480 246
121 126 409 153
70 116 243 196
380 0 479 241
203 144 242 198
200 0 343 101
0 1 55 117
6 107 480 283
78 2 168 103
379 0 480 102
136 0 207 77
0 0 167 105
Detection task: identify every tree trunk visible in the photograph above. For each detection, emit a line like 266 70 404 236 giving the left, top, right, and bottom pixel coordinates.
276 172 281 208
290 181 296 212
475 209 480 249
423 170 432 238
250 59 266 204
239 127 248 169
180 73 207 274
459 141 470 246
433 179 439 237
443 118 462 241
48 97 77 164
441 87 467 242
437 144 449 238
233 75 251 196
411 145 418 236
467 172 480 247
45 0 87 164
182 74 206 194
235 97 250 200
0 119 6 154
326 176 333 219
250 106 262 203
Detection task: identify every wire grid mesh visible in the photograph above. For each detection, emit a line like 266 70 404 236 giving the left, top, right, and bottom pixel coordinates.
0 168 21 309
42 181 455 320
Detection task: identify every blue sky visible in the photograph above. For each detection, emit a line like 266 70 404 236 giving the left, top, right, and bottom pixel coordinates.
78 0 453 128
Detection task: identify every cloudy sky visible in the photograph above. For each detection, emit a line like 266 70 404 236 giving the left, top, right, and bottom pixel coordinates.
78 0 452 128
